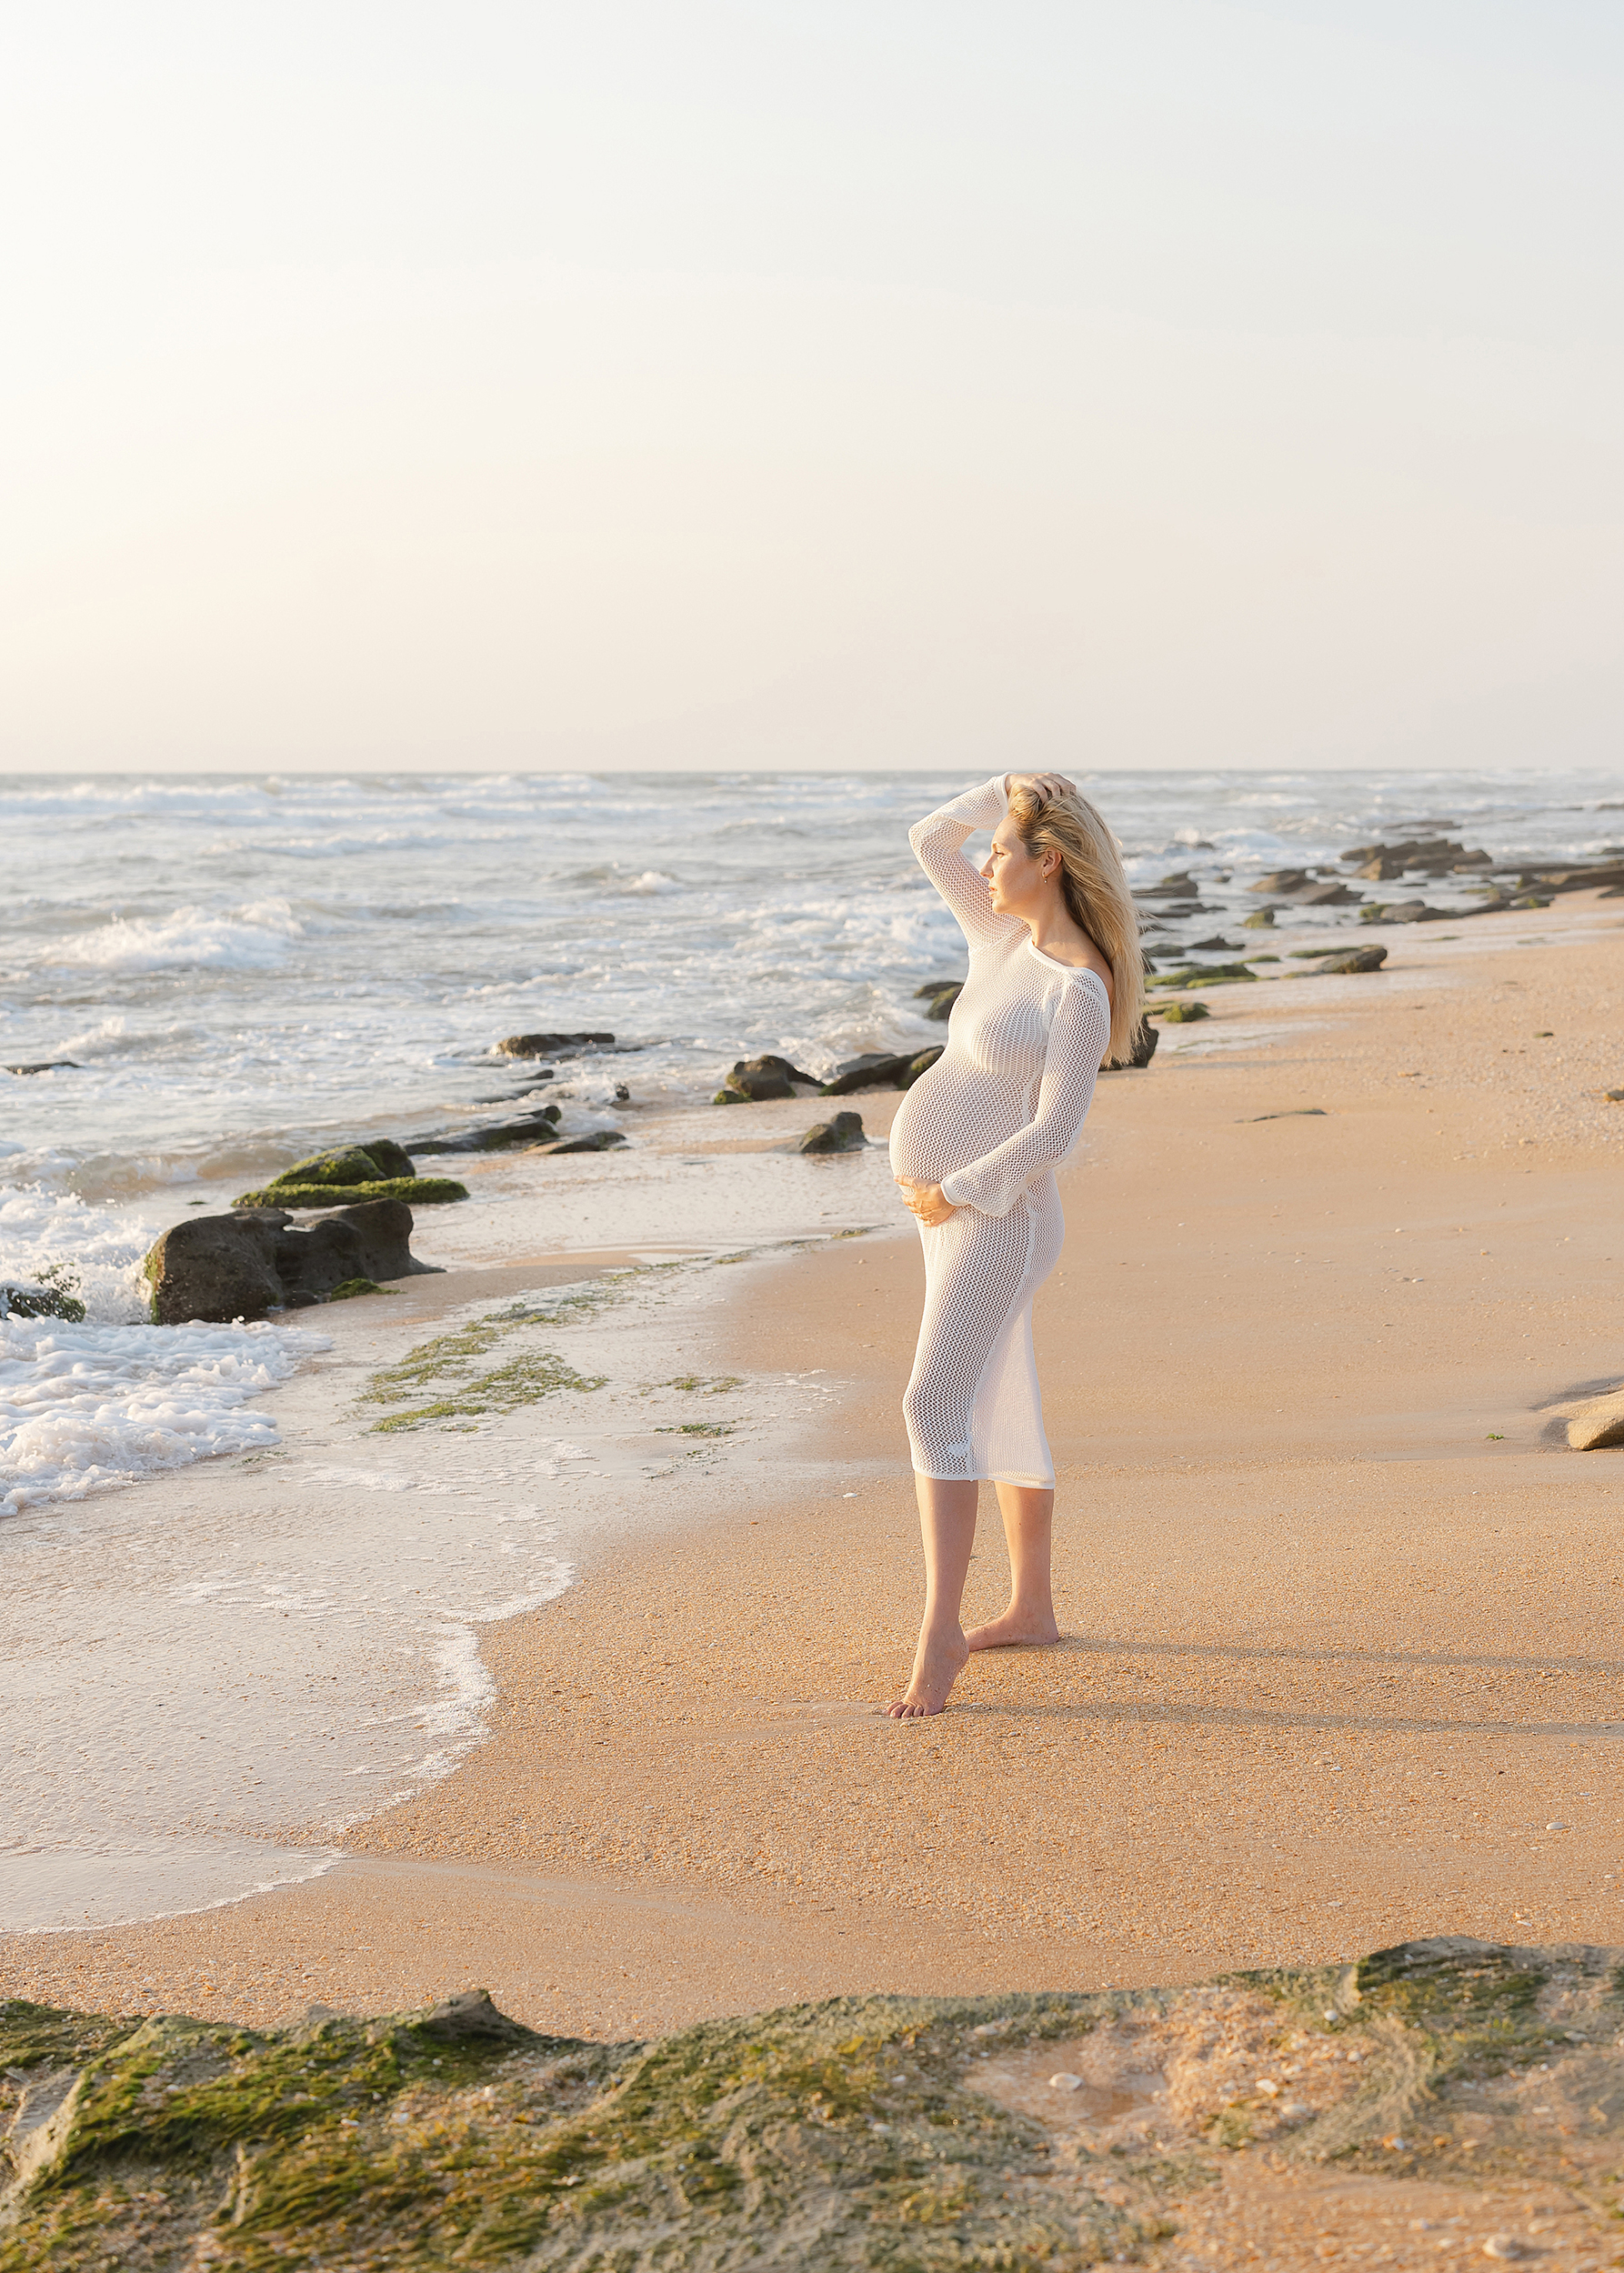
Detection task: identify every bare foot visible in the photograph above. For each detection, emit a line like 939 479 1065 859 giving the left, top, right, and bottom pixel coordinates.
965 1607 1061 1651
884 1625 970 1718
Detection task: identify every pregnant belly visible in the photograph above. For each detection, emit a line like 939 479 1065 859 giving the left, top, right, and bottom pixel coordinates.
888 1069 1028 1185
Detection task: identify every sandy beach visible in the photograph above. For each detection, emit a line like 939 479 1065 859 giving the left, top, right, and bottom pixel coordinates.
6 893 1623 2047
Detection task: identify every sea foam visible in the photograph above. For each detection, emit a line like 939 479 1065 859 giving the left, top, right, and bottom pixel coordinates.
0 1314 328 1517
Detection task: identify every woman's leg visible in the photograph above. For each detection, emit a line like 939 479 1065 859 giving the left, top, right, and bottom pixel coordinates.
884 1475 979 1718
965 1483 1060 1649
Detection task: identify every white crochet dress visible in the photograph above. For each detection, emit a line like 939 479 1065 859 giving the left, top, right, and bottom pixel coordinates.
888 776 1110 1487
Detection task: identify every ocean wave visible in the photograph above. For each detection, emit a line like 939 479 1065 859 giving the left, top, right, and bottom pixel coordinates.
0 1183 165 1323
44 899 306 974
0 1314 329 1517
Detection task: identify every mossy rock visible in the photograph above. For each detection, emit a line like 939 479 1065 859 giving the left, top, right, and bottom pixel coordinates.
9 1942 1624 2269
326 1277 394 1301
1148 961 1258 991
1155 1000 1211 1023
270 1141 416 1189
233 1177 468 1209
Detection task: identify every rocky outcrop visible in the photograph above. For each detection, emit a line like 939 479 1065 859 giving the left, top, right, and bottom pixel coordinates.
235 1176 467 1208
145 1199 429 1323
3 1060 80 1075
265 1141 417 1187
1156 1000 1210 1022
11 1940 1624 2273
497 1031 614 1057
1359 899 1451 925
1291 946 1387 976
820 1052 916 1095
143 1212 285 1324
1148 961 1257 992
1250 867 1311 894
1240 907 1275 928
903 1046 944 1086
232 1139 469 1209
404 1108 561 1152
798 1111 866 1153
714 1054 820 1105
536 1130 627 1155
913 979 963 1020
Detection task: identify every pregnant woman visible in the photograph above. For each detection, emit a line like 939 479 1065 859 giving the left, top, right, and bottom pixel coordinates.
887 770 1142 1719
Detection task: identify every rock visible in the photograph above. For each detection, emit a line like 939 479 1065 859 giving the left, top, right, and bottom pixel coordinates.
24 1937 1624 2272
146 1199 428 1322
1148 962 1257 991
1188 935 1239 951
1250 868 1312 894
924 984 962 1020
1105 1017 1159 1070
1156 1000 1210 1023
914 978 963 1002
1293 946 1387 976
821 1052 915 1095
4 1060 80 1075
1240 907 1275 928
1365 899 1451 924
716 1053 820 1104
1559 1389 1624 1452
1353 854 1410 880
798 1111 866 1153
420 1988 530 2045
327 1277 391 1301
901 1046 944 1086
1136 871 1200 897
404 1108 561 1153
536 1130 627 1155
262 1142 417 1191
234 1177 468 1208
272 1201 421 1304
1278 880 1363 906
144 1212 288 1324
0 1281 87 1323
497 1030 615 1056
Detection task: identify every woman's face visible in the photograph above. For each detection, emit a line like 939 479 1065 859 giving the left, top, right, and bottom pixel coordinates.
982 816 1058 916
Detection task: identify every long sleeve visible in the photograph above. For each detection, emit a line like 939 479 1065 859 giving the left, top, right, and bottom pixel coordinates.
908 776 1014 946
937 976 1109 1216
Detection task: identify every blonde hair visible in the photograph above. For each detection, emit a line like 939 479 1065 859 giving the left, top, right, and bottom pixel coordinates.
1007 784 1144 1066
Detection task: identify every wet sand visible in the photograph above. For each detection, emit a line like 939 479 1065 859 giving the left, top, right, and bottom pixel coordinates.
6 896 1624 2044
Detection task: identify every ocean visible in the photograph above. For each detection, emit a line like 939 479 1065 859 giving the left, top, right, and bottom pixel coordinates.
5 763 1621 1492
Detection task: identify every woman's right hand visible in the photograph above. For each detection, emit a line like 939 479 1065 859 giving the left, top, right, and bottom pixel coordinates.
1005 771 1078 804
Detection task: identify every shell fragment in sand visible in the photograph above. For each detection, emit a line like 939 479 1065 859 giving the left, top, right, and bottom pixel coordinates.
1048 2073 1084 2091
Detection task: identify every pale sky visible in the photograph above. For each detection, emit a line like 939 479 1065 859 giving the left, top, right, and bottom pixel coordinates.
3 2 1620 773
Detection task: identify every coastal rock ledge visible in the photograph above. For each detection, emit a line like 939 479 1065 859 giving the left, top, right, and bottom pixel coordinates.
144 1198 431 1324
4 1939 1621 2269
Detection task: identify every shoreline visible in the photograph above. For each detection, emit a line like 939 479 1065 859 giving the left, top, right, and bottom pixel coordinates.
5 893 1624 2038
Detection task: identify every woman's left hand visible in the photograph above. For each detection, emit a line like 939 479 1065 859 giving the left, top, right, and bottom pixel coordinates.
897 1177 957 1227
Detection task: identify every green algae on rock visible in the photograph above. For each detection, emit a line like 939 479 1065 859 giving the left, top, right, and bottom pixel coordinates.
326 1277 394 1302
6 1943 1624 2270
233 1177 469 1209
270 1142 417 1188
